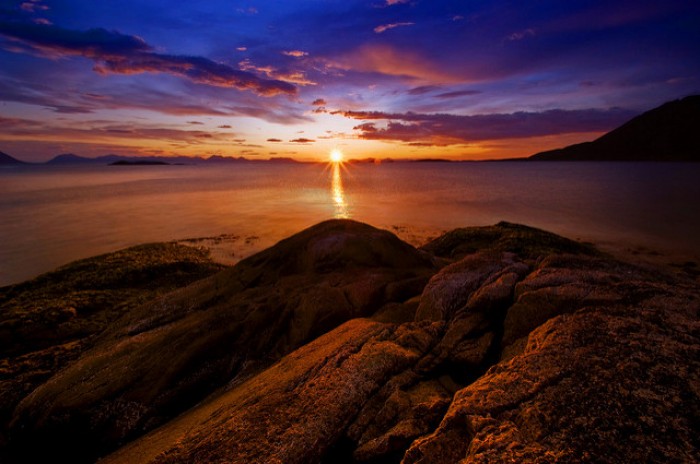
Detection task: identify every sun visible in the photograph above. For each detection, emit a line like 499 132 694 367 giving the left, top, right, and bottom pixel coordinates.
329 148 344 163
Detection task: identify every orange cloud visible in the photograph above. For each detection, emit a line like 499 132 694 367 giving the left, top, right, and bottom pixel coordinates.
333 44 456 83
239 58 316 86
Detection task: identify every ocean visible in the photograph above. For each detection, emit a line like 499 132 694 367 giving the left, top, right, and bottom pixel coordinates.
1 161 699 287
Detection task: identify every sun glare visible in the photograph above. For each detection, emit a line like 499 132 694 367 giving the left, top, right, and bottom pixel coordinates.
330 148 344 163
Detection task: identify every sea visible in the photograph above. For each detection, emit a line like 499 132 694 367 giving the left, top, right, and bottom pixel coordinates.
1 161 699 287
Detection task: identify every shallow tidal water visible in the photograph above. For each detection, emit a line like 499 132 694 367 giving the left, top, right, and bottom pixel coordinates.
1 161 699 286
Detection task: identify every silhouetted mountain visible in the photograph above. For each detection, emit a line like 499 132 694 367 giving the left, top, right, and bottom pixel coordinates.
530 95 700 161
45 154 113 164
0 151 26 165
43 153 293 165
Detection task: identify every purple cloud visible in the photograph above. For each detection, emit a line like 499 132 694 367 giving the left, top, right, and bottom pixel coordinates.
335 107 636 143
407 85 441 95
434 90 482 99
0 21 296 96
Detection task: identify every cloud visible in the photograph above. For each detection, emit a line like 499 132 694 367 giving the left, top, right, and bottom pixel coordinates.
407 85 441 95
218 124 232 128
187 121 204 125
266 138 282 142
506 28 536 41
385 0 409 5
0 117 238 146
0 115 43 127
289 138 315 143
373 22 414 34
282 50 308 57
239 58 316 86
335 107 636 144
236 7 258 15
0 21 296 96
332 44 455 83
434 90 482 99
0 74 303 121
312 98 327 106
20 2 49 13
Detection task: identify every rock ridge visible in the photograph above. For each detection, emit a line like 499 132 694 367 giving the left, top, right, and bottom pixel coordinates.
0 219 697 463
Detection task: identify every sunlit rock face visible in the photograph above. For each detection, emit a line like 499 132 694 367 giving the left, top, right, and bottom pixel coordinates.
3 220 698 464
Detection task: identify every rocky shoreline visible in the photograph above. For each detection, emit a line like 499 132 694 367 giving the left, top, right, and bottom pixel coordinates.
1 220 698 463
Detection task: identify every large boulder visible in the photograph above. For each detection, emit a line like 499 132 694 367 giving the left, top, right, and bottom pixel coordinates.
7 220 436 463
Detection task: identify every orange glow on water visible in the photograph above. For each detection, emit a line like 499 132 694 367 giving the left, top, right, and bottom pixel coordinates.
331 163 348 218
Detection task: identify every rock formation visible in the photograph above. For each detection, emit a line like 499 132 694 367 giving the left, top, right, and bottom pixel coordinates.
1 220 698 463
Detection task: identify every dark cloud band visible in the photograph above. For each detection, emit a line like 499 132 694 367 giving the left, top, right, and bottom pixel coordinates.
335 108 636 143
0 21 296 96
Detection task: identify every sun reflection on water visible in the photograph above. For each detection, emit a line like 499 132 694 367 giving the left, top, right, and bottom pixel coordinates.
331 163 349 218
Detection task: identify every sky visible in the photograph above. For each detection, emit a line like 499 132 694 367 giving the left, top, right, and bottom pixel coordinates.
1 0 699 162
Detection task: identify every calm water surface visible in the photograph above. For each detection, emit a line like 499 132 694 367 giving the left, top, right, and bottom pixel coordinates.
1 161 699 286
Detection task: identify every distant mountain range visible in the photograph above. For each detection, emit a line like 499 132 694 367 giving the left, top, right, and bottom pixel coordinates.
44 153 297 165
530 95 700 161
0 152 300 165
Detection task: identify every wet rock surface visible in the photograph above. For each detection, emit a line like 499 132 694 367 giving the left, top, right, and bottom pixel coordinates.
1 220 698 463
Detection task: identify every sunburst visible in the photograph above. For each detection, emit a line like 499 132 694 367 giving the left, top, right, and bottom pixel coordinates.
329 148 343 163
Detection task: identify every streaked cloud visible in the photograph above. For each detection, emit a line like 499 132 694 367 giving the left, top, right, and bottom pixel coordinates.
0 21 296 96
506 28 536 41
282 50 308 57
336 107 636 144
289 138 315 143
332 44 455 82
239 58 316 86
373 22 414 34
0 117 239 145
434 90 482 99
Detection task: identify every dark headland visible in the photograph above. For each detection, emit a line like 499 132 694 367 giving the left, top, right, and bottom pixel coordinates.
530 95 700 161
0 220 697 463
0 151 25 165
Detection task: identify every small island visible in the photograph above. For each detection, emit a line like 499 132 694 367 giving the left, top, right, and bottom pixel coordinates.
109 160 171 166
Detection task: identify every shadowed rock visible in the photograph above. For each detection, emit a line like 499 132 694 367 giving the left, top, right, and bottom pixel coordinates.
2 220 698 464
0 243 224 459
7 220 436 463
